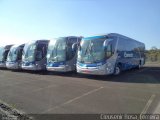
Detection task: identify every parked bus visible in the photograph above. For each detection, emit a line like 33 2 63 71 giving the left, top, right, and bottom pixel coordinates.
22 40 49 71
46 36 82 72
0 45 13 68
6 44 25 70
77 33 145 75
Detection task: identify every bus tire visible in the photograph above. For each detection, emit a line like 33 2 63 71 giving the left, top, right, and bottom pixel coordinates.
114 65 121 75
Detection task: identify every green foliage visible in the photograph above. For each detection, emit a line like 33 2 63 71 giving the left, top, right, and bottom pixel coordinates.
145 46 160 62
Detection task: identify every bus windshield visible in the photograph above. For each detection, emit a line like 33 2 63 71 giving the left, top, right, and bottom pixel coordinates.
47 38 66 62
78 38 106 63
23 42 36 62
7 47 18 62
0 47 4 61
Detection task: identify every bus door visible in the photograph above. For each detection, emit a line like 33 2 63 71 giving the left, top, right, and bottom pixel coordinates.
104 39 118 74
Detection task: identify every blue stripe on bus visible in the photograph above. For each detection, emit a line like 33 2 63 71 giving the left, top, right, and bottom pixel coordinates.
6 61 16 64
47 61 66 67
77 61 106 67
22 61 35 66
122 63 138 70
83 35 106 40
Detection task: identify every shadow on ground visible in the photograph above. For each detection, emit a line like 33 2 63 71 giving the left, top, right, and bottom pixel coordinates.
1 66 160 84
24 66 160 84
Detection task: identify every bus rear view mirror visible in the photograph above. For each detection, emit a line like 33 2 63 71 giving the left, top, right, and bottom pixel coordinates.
14 50 17 54
72 43 78 52
103 40 108 49
103 39 113 49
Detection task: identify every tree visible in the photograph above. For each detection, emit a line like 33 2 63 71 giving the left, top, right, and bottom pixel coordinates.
145 46 160 62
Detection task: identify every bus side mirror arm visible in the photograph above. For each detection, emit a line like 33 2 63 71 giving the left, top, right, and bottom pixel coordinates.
72 43 78 52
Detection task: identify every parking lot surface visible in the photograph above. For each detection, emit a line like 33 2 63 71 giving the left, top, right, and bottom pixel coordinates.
0 65 160 119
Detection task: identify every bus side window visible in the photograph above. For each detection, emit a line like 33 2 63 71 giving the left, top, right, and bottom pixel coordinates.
106 44 112 58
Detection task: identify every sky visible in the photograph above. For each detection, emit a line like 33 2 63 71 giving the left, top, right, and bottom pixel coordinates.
0 0 160 49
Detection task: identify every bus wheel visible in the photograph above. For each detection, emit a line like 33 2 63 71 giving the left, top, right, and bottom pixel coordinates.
114 65 121 75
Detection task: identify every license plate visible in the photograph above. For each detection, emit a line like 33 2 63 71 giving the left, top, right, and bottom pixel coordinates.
82 70 90 73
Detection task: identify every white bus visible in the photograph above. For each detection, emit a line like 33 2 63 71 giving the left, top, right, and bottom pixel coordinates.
46 36 82 72
0 45 13 68
22 40 49 71
6 44 25 70
77 33 145 75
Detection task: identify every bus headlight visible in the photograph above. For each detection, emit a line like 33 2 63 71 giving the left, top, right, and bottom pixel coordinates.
29 63 35 66
98 65 104 70
106 62 112 67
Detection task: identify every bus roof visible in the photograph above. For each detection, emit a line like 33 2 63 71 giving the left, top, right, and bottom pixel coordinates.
84 33 145 45
49 36 83 41
11 44 25 48
54 36 82 39
82 35 108 40
4 45 14 50
26 39 49 44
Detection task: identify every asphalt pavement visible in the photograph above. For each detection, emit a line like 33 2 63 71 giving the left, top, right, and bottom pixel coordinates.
0 65 160 120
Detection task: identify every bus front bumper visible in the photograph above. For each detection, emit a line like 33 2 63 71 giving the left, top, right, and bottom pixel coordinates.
6 62 20 69
0 63 6 68
76 67 106 75
47 65 72 72
21 65 41 71
76 65 113 75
